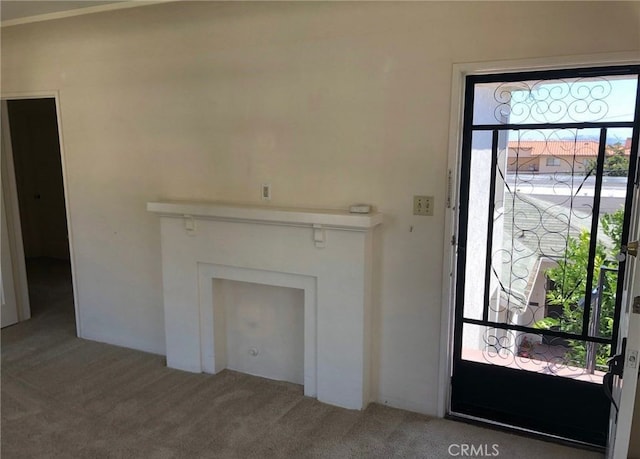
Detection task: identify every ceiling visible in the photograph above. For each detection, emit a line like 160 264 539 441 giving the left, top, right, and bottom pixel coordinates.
1 1 125 22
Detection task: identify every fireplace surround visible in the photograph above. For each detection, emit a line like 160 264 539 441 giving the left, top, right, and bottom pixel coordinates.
148 201 382 410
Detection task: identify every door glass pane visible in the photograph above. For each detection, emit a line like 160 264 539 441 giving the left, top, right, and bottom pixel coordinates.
498 129 601 333
587 128 633 344
473 75 638 125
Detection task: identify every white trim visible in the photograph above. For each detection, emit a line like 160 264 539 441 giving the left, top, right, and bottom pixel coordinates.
438 51 640 420
436 56 466 419
609 181 640 458
53 92 81 337
1 91 82 337
1 1 175 28
447 51 640 78
2 91 68 101
1 101 30 322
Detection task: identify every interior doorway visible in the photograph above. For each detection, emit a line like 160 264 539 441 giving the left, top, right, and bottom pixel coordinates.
1 97 76 333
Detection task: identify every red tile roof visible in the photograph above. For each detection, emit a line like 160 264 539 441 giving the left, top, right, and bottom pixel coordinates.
508 139 631 157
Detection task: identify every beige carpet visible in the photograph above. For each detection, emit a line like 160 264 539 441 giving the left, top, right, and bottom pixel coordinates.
1 259 603 458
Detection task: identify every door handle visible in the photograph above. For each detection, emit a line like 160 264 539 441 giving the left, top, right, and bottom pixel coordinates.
619 241 638 261
603 337 627 419
606 351 626 378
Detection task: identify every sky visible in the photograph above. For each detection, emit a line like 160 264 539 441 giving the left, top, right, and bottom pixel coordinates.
506 76 637 143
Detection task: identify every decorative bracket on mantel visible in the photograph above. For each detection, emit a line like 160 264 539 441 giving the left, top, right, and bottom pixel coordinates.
147 201 383 248
313 224 325 249
183 215 196 236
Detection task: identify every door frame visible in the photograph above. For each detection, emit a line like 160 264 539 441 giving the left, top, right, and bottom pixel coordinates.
1 91 81 336
439 52 640 420
608 179 640 458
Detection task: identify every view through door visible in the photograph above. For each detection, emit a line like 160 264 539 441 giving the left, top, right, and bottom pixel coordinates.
450 66 640 447
5 98 75 330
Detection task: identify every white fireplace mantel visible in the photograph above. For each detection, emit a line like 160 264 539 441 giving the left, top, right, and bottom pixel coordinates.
147 201 382 230
148 200 382 410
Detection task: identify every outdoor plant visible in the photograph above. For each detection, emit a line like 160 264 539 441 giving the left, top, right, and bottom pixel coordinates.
535 208 624 371
586 142 630 177
517 336 535 358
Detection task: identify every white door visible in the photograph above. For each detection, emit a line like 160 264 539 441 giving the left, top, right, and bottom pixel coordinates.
607 180 640 458
1 99 30 327
1 186 19 327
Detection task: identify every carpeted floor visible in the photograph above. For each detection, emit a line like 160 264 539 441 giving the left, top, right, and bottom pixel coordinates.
1 258 603 458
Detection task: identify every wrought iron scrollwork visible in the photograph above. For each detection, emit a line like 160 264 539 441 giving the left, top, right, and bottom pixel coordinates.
461 70 637 383
492 78 613 124
468 327 605 382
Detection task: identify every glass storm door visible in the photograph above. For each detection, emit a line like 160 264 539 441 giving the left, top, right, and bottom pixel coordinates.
450 65 640 447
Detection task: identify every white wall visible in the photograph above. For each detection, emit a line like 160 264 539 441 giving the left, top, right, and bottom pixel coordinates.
1 1 639 415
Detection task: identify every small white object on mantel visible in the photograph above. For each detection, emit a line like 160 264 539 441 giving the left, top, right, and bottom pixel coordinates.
349 204 371 214
147 200 382 410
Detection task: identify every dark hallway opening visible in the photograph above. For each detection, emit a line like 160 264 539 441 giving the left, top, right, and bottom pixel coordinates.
6 98 75 326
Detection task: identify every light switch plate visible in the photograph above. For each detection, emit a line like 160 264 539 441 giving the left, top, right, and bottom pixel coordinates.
262 183 271 201
413 196 434 216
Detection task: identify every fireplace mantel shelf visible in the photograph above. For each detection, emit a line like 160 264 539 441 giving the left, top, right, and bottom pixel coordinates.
147 201 382 230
